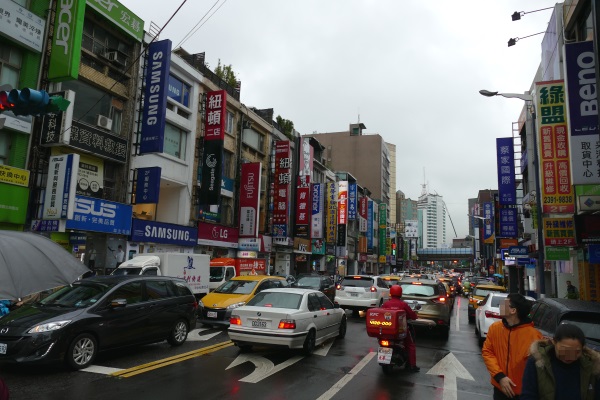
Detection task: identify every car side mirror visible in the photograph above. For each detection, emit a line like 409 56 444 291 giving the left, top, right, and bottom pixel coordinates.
110 298 127 308
477 300 483 306
333 303 340 309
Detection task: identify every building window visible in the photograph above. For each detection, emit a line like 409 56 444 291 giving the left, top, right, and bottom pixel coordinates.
225 111 234 134
61 80 124 135
82 18 132 67
164 123 187 160
242 128 264 152
0 44 22 89
168 74 191 107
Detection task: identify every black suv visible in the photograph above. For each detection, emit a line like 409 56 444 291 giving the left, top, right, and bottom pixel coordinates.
0 275 197 369
530 298 600 351
292 274 336 303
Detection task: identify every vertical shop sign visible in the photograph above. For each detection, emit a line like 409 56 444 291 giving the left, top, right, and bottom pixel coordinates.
48 0 86 81
295 175 311 237
135 167 161 204
348 183 357 220
367 200 374 250
536 80 575 213
43 154 79 219
140 39 172 154
496 138 516 205
483 202 495 243
358 196 368 232
564 41 600 185
325 182 336 243
311 183 323 239
238 162 261 238
299 137 313 176
378 203 387 257
336 181 348 247
499 208 518 238
199 90 227 205
273 141 291 237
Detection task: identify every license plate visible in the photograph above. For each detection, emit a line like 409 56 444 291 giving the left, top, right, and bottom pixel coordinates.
0 343 6 355
350 292 359 297
377 347 392 364
251 320 268 328
207 311 217 318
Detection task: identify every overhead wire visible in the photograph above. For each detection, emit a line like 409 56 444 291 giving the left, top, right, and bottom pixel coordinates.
174 0 225 49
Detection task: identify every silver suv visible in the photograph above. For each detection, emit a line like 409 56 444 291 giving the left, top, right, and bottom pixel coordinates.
334 275 390 316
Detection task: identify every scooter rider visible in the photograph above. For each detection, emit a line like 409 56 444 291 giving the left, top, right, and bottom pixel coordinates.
382 284 420 372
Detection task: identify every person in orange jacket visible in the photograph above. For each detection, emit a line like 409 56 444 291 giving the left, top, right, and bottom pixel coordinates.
482 293 542 399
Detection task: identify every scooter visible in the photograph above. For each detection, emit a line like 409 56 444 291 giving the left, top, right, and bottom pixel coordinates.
366 302 420 375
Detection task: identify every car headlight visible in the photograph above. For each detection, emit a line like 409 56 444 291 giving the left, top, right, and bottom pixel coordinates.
198 299 204 308
226 302 246 310
28 320 71 334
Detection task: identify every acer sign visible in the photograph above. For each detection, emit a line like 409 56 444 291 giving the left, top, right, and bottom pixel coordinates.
65 195 132 234
197 221 239 248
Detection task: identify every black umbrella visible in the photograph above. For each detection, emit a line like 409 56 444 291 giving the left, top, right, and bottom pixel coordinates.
0 231 90 299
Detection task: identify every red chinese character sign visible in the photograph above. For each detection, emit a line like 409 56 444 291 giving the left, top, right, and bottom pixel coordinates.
273 141 291 237
295 175 310 237
536 81 575 213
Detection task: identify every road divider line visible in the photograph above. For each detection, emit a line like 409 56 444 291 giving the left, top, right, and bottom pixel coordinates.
111 341 233 378
316 351 376 400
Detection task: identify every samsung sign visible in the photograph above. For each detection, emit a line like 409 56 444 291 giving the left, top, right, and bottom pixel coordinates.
140 39 172 154
131 219 197 247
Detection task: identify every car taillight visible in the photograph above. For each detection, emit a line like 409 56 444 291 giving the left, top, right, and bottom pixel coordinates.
278 319 296 329
379 339 390 347
432 296 446 304
370 286 377 292
336 284 342 290
193 300 198 310
230 315 242 325
485 310 502 319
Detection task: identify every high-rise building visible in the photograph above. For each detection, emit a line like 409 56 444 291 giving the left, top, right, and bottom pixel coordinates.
417 184 447 248
387 143 397 225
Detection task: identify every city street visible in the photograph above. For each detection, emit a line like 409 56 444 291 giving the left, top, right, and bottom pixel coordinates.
1 297 493 400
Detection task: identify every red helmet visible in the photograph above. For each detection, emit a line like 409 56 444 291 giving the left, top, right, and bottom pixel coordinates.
390 285 402 298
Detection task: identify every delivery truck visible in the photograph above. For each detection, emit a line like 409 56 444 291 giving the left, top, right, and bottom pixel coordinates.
209 258 238 291
113 253 210 297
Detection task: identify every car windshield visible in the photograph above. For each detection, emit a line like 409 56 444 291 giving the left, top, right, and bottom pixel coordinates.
296 277 320 289
210 267 225 281
341 277 373 288
490 296 507 307
215 280 258 294
474 288 504 297
401 284 435 296
111 268 142 276
560 317 600 342
247 292 302 309
39 283 111 308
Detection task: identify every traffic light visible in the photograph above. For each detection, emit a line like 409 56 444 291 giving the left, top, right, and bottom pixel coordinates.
392 242 397 256
0 88 70 116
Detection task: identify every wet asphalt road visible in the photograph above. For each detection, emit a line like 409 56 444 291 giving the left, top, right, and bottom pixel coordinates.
0 296 494 400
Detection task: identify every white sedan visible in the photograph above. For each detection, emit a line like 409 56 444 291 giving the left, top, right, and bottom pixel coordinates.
475 292 535 345
227 288 347 355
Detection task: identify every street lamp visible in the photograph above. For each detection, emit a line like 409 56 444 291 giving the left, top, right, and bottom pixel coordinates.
511 7 555 21
507 32 545 47
479 89 546 297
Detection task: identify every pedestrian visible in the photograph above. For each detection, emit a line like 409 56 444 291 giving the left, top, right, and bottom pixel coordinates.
115 245 125 265
87 243 97 270
565 280 580 300
482 293 543 399
521 323 600 400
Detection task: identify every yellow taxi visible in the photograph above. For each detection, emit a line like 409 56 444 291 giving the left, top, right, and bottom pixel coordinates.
198 275 287 326
468 284 506 323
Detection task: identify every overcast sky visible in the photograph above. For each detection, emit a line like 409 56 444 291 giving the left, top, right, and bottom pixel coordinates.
121 0 556 241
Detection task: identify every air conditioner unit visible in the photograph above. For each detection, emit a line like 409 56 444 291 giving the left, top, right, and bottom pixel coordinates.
102 51 118 61
96 115 113 130
102 51 128 68
260 178 267 193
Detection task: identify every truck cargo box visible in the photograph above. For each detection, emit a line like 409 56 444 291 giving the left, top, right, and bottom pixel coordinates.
365 308 407 340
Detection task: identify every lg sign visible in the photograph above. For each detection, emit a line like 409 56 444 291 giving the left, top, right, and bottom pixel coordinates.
212 226 228 239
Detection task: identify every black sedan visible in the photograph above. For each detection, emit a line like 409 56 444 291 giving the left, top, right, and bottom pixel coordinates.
292 274 336 303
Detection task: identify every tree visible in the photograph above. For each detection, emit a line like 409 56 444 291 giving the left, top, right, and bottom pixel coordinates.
276 115 294 140
214 59 238 88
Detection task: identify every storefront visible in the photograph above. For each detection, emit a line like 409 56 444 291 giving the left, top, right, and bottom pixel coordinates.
197 221 239 258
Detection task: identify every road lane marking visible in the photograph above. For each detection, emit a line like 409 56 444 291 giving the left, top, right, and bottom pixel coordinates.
313 339 335 356
426 352 474 400
111 341 233 378
226 353 304 383
454 297 460 331
187 328 224 341
316 351 376 400
82 365 124 375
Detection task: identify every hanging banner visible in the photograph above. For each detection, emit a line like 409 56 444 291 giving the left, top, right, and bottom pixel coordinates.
536 80 575 213
295 175 311 237
311 183 324 239
136 167 161 204
140 39 172 154
496 138 516 205
238 162 261 238
273 141 291 238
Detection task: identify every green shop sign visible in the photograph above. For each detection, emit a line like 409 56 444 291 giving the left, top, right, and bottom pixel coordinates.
86 0 144 42
49 0 86 81
545 246 570 261
379 203 387 256
0 182 29 225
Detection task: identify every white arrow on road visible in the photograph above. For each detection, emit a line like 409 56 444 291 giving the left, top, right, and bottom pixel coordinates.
226 353 304 383
186 328 223 342
426 352 474 400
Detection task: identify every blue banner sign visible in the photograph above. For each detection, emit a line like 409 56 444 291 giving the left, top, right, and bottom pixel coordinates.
136 167 161 203
348 183 357 220
483 202 494 241
496 137 516 205
367 200 373 250
66 196 132 234
140 39 172 154
508 246 529 257
589 245 600 264
565 41 598 136
130 219 197 247
499 208 518 238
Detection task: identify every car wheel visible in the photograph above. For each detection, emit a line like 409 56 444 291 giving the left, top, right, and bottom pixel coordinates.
303 329 316 356
65 333 97 370
468 314 475 323
167 319 189 346
338 316 347 339
439 326 450 340
478 332 485 347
